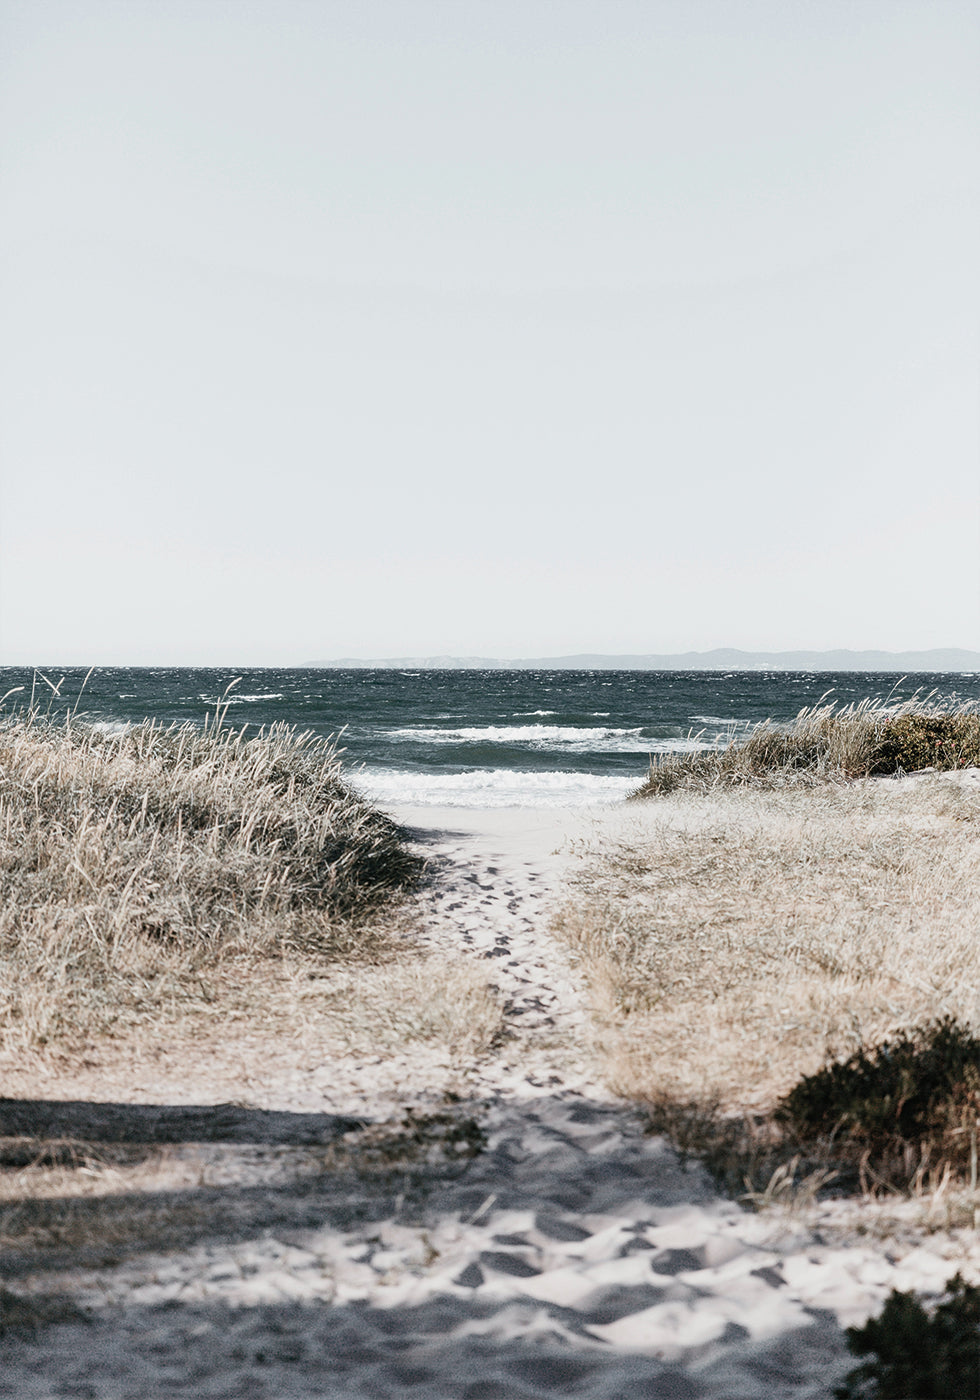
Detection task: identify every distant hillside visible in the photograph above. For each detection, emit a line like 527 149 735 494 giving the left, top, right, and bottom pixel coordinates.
309 648 980 672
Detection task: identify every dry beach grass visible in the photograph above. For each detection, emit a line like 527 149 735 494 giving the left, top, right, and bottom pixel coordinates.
0 703 427 1052
6 694 980 1199
558 701 980 1200
559 778 980 1104
634 695 980 796
0 702 504 1279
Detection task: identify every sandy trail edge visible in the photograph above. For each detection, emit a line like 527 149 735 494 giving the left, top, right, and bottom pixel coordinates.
3 799 980 1399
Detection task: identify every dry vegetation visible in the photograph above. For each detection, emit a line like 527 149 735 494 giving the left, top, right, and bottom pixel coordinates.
557 704 980 1196
635 696 980 797
0 706 430 1052
0 701 500 1077
0 701 504 1265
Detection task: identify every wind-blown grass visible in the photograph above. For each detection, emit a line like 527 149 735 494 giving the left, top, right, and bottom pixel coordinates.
634 698 980 797
0 709 423 1050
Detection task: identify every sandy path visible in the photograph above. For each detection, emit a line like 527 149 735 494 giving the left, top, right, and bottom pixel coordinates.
4 803 980 1398
394 804 608 1101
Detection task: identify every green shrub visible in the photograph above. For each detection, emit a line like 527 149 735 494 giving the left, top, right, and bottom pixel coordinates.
869 713 980 776
836 1273 980 1399
778 1018 980 1189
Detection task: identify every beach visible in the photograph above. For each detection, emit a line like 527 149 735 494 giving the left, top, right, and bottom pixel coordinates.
4 0 978 1380
6 774 980 1397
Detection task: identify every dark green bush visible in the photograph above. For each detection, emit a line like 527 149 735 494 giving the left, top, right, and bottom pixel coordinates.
778 1018 980 1188
869 713 980 776
836 1274 980 1399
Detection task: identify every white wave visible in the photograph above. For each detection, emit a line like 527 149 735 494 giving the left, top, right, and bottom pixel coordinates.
356 768 638 809
383 724 715 755
514 710 557 716
198 691 284 704
689 714 745 726
387 724 642 743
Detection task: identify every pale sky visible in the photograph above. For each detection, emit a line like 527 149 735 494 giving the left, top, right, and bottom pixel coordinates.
1 0 978 664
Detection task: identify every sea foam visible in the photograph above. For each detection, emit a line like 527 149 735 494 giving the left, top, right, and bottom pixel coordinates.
384 724 710 754
356 767 637 809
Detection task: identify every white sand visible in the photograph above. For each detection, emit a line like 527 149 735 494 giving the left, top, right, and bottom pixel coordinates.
5 794 980 1397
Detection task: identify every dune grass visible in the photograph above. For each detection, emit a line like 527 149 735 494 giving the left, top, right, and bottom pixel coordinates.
0 696 505 1268
634 696 980 797
0 707 425 1052
555 765 980 1197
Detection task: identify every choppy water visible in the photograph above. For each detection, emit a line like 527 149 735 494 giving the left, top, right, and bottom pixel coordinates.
2 667 976 808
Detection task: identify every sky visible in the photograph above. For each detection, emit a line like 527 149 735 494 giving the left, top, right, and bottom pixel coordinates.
1 0 978 665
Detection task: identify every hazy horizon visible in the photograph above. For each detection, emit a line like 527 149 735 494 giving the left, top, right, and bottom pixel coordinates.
4 645 980 675
2 1 978 665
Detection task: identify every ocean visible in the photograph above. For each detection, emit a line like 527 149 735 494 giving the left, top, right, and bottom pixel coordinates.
2 667 977 808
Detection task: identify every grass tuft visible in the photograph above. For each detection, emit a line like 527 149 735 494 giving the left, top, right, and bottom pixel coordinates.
634 698 980 798
0 710 423 1050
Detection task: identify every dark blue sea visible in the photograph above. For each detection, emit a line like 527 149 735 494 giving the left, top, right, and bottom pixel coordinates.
2 668 977 807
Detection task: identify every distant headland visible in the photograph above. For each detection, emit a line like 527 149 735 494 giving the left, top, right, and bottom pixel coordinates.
308 648 980 672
